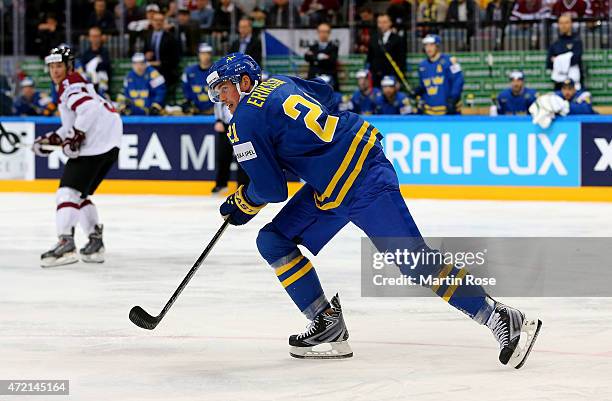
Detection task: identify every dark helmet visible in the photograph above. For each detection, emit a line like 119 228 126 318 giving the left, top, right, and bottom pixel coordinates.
45 45 76 70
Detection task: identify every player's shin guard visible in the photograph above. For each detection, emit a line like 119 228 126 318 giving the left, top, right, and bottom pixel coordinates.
79 198 100 235
272 250 329 320
56 187 81 236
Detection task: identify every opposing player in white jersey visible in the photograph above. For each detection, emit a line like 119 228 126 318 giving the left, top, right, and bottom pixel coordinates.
34 46 123 267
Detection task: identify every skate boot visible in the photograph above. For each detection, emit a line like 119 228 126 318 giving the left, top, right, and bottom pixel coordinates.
486 301 542 369
289 294 353 359
41 231 77 268
80 224 105 263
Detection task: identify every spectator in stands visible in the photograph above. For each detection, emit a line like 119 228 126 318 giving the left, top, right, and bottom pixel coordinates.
374 75 412 115
413 34 464 115
116 0 146 30
354 6 376 53
446 0 477 50
176 8 200 56
266 0 301 28
166 1 179 27
484 0 513 50
88 0 116 33
191 0 215 28
547 13 583 89
299 0 340 27
213 0 244 30
181 43 215 115
305 22 339 90
552 0 587 17
366 13 407 88
485 0 513 24
13 77 53 116
80 26 112 99
348 69 381 114
144 11 181 103
229 17 262 65
417 0 448 24
511 0 545 20
118 53 167 115
250 7 267 28
555 78 596 114
586 0 609 17
387 0 412 29
494 71 537 115
36 13 64 59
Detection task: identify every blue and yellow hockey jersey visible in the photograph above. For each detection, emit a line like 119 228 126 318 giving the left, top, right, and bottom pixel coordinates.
554 89 597 115
349 88 381 115
374 91 411 115
121 66 166 115
228 75 383 209
416 54 464 115
181 64 214 114
496 87 537 115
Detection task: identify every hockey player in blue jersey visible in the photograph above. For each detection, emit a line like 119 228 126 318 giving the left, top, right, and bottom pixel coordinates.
118 53 166 116
13 77 54 116
207 52 541 366
414 34 464 115
374 75 412 115
181 43 215 115
315 74 344 113
496 71 537 115
347 69 380 115
555 79 597 115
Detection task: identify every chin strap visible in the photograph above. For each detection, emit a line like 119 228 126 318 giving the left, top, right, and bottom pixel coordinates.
236 80 260 102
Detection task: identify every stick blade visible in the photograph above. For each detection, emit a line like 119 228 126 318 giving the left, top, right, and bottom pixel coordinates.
129 306 160 330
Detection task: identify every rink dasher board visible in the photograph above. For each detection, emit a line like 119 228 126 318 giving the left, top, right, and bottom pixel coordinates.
0 115 611 201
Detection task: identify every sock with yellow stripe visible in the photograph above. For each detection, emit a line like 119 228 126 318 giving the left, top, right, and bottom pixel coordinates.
271 249 330 320
428 263 495 324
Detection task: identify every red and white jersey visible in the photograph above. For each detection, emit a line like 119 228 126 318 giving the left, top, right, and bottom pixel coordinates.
56 72 123 156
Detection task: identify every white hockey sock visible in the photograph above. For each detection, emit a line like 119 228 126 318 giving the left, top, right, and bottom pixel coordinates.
56 187 81 236
79 198 100 235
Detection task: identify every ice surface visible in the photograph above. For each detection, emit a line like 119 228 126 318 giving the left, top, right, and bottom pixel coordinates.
1 193 612 401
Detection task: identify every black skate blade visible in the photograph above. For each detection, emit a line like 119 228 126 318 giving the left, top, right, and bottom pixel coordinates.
129 306 160 330
290 351 354 360
514 319 543 369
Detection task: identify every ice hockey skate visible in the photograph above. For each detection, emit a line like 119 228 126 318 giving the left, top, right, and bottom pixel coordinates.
487 301 542 369
80 224 105 263
41 232 78 268
289 294 352 359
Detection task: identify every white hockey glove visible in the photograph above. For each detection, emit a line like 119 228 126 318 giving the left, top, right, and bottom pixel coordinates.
32 131 62 157
529 93 569 129
62 128 86 159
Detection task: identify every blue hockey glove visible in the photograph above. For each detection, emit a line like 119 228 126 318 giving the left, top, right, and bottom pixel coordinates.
220 185 266 225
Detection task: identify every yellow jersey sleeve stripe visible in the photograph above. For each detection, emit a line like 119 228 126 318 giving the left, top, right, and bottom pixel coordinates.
317 127 379 211
431 263 454 293
442 268 468 302
315 121 370 203
281 261 314 288
275 255 304 276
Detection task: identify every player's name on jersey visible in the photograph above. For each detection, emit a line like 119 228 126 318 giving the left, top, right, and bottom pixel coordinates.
246 78 287 108
372 274 497 287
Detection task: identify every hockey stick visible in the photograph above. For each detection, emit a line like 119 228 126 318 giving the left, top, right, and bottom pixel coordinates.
17 143 62 152
129 218 230 330
379 39 413 94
